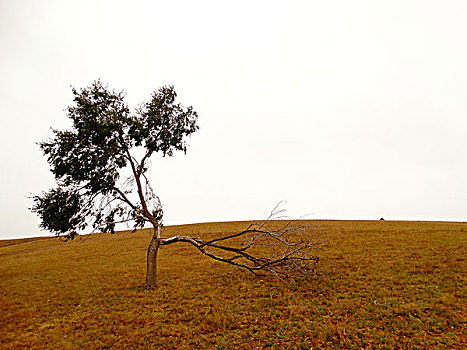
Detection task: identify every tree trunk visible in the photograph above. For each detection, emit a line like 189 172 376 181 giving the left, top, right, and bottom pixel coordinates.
145 225 160 290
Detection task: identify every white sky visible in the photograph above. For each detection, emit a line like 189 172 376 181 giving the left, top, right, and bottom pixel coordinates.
1 0 466 239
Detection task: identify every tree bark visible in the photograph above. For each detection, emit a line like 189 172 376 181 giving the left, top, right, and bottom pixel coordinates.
145 225 160 290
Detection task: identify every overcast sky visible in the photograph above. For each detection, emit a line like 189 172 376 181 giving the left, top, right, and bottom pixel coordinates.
1 0 466 239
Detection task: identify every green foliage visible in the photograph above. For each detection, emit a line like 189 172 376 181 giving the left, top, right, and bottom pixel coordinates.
31 188 83 239
31 80 198 239
130 86 199 156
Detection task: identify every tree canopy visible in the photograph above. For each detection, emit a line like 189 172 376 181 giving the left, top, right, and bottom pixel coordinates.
32 80 198 240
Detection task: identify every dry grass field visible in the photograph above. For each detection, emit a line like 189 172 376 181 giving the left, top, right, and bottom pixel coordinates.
1 220 465 349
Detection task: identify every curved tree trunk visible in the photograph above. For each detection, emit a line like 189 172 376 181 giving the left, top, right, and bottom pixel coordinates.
145 225 160 290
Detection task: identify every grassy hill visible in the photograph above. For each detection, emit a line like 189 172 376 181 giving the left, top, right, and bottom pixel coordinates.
1 220 465 349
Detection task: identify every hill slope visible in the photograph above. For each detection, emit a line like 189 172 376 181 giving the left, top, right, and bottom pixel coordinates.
1 220 465 349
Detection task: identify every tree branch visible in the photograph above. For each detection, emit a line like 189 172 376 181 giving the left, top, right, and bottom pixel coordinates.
125 148 154 220
111 186 140 213
160 218 326 279
138 149 153 177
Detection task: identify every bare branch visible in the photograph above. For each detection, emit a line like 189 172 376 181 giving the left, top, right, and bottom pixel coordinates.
160 206 327 279
111 186 140 213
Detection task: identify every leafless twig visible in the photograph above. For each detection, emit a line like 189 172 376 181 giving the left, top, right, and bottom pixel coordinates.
161 204 326 279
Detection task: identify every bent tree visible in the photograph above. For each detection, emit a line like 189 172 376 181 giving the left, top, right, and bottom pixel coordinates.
32 80 324 290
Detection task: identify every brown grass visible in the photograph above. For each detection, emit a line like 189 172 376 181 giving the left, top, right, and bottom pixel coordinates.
1 220 466 349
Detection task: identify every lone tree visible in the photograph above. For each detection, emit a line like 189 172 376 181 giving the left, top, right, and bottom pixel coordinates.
32 80 324 290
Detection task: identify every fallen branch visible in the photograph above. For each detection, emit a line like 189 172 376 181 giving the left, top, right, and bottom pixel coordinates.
161 205 326 279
